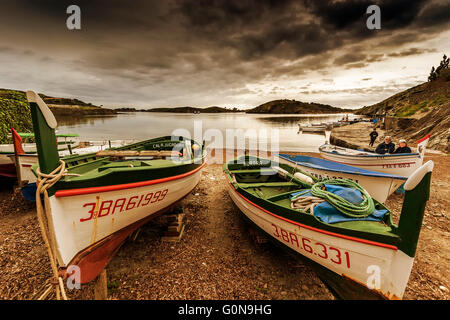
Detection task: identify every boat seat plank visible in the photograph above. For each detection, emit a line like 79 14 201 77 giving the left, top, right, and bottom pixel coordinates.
230 168 275 173
238 182 299 188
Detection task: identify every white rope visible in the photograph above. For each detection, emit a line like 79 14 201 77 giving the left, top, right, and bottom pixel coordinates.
34 160 79 300
291 196 325 214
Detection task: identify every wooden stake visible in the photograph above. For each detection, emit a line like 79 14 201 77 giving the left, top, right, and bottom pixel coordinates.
93 269 108 300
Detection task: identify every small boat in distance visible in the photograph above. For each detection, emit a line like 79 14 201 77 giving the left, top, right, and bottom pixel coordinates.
319 136 430 177
277 154 407 203
26 90 206 285
298 124 327 134
224 155 433 299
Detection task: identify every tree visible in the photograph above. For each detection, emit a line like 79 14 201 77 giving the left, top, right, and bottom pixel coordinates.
428 54 449 82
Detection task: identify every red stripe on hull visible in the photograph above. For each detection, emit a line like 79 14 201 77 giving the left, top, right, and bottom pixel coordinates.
323 159 416 167
55 162 206 197
228 182 398 251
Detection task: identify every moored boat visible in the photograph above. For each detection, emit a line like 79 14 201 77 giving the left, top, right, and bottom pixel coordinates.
224 155 433 299
276 154 407 203
26 90 206 288
318 136 430 177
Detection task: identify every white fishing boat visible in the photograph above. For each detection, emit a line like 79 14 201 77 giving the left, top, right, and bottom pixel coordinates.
277 154 407 203
24 91 206 286
0 131 79 178
318 135 430 177
224 155 434 299
298 124 327 134
9 131 132 187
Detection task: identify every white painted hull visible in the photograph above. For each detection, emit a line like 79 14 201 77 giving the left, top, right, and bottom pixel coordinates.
227 183 414 299
49 168 203 267
319 146 423 177
277 157 405 203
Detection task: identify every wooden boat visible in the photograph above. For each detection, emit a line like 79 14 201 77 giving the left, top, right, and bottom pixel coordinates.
26 90 206 284
224 155 433 299
298 124 327 134
9 129 131 188
318 137 430 177
276 154 407 203
0 132 79 178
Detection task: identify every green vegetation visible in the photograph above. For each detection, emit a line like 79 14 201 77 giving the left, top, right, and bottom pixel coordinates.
0 89 33 144
394 101 429 117
428 54 449 82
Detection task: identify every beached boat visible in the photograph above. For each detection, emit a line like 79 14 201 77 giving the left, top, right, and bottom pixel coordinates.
9 129 132 188
318 137 430 177
0 132 79 178
26 90 206 285
224 155 433 299
276 154 407 203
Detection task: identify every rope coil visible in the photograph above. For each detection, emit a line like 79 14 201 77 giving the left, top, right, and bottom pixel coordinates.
291 179 375 218
34 160 79 300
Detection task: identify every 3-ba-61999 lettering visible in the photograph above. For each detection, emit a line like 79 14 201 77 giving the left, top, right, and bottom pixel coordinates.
80 189 169 222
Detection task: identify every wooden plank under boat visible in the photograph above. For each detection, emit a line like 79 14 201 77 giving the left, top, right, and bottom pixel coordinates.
277 154 407 203
318 139 430 177
26 90 206 284
223 155 433 299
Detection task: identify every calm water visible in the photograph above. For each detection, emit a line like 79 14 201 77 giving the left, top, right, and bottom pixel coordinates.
56 112 358 152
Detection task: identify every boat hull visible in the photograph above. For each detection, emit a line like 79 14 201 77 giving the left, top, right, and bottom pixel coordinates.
226 182 414 299
319 145 423 177
49 164 203 283
277 156 406 203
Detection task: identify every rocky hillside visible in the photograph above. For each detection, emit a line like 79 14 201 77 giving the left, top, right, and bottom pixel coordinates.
356 78 449 153
0 89 116 144
246 99 347 114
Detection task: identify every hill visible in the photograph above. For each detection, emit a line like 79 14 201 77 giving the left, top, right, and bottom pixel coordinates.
145 106 240 113
355 78 449 153
246 99 348 114
0 88 116 144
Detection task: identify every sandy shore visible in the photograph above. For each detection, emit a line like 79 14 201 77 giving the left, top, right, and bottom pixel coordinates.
0 151 448 300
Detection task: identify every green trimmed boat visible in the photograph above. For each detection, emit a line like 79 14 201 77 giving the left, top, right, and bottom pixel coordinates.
223 155 434 299
27 90 206 284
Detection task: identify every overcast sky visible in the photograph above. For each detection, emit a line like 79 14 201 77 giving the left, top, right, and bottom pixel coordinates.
0 0 449 109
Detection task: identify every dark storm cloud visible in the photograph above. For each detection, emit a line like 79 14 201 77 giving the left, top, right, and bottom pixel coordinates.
0 0 448 107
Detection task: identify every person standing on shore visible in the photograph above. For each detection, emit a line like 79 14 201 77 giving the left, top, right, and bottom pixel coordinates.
375 136 395 154
369 128 378 147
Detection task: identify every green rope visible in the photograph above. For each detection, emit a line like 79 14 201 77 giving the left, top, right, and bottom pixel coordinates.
310 179 375 218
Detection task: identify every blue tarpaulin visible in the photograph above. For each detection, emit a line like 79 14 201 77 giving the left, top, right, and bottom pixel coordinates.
291 185 388 224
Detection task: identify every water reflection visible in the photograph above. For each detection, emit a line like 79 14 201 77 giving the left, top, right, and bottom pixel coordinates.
55 112 357 152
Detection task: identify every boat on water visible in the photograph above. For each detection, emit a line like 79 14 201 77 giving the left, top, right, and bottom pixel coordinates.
224 155 433 299
318 136 430 177
276 154 407 203
298 124 327 134
26 90 206 285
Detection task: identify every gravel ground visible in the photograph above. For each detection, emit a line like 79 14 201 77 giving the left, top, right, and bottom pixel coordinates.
0 152 448 300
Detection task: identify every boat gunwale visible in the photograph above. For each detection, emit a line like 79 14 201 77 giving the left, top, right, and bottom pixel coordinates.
55 160 206 197
319 144 420 158
278 154 408 180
